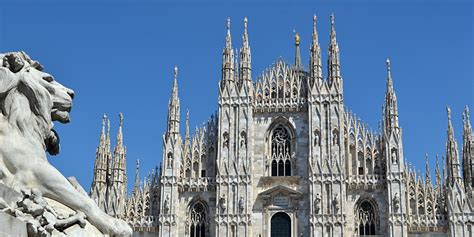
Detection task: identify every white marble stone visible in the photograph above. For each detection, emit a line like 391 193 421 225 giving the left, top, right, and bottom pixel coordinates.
0 211 27 237
0 52 132 236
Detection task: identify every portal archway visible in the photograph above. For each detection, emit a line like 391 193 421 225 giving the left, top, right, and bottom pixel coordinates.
271 212 291 237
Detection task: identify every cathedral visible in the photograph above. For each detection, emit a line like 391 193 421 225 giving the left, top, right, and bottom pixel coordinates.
90 15 474 237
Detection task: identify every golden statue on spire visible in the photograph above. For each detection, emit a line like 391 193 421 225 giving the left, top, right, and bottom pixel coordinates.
294 30 300 46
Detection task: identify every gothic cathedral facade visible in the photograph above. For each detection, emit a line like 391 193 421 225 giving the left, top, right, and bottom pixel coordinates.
91 15 474 237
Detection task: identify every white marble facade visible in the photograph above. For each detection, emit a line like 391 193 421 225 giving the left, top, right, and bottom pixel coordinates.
91 15 474 237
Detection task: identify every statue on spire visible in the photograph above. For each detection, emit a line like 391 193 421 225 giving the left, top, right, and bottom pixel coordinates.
294 30 302 69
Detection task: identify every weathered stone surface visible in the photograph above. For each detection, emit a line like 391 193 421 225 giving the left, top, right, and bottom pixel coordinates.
0 211 27 237
0 183 21 207
67 177 88 198
47 199 103 237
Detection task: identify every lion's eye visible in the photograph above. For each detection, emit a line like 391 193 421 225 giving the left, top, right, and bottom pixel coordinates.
43 76 54 82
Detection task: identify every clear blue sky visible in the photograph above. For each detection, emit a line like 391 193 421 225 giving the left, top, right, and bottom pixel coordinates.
1 1 472 192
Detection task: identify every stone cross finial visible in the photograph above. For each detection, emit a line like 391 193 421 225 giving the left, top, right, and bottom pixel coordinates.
174 66 178 80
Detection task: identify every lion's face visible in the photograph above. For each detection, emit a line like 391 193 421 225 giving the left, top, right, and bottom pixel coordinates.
28 67 75 124
1 52 74 155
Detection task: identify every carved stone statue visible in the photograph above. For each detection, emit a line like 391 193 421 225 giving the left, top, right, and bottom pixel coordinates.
333 131 339 146
314 193 321 214
391 149 398 164
314 130 320 146
240 131 247 148
219 194 226 213
223 132 229 148
332 194 339 214
393 193 400 212
167 152 173 168
164 195 170 214
238 196 244 213
0 52 132 236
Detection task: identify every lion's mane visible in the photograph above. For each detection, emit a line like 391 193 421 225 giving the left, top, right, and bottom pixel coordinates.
0 52 60 155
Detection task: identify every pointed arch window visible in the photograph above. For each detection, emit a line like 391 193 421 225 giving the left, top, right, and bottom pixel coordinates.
355 200 378 236
358 151 364 175
270 124 293 176
187 202 208 237
409 198 416 215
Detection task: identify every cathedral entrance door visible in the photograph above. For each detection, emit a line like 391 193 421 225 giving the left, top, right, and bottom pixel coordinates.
271 212 291 237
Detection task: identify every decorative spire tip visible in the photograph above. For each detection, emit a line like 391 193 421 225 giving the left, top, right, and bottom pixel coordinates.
313 15 317 35
227 17 231 30
447 106 452 121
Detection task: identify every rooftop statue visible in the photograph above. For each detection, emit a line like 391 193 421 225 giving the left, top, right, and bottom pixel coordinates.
0 52 132 236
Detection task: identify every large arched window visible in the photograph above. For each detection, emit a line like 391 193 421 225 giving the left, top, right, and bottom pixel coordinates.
355 200 378 236
270 124 292 176
187 202 208 237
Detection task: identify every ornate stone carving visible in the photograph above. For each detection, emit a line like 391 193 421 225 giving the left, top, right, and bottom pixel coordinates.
163 195 170 214
223 132 229 148
238 197 244 213
219 195 226 213
0 52 131 236
391 149 398 164
314 129 320 147
240 131 247 148
393 193 400 213
332 194 339 214
332 130 339 146
314 193 321 214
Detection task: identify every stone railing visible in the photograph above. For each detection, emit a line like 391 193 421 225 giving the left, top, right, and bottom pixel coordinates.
178 177 216 192
347 175 386 189
406 214 448 228
254 97 307 113
408 225 448 233
126 215 159 230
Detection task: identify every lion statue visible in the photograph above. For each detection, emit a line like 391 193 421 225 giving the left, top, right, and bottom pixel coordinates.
0 52 132 236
